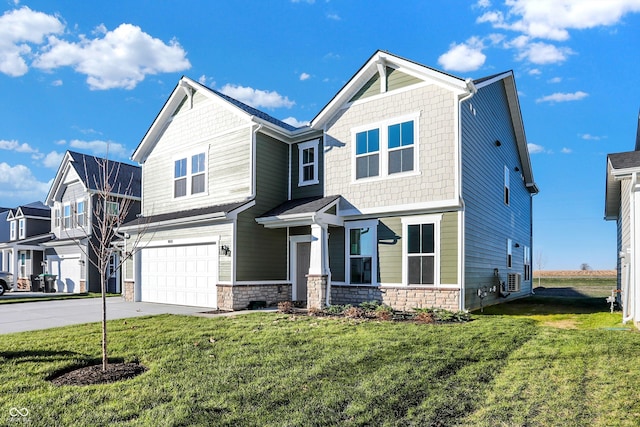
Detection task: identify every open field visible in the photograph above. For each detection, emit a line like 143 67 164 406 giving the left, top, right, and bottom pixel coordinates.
0 294 638 427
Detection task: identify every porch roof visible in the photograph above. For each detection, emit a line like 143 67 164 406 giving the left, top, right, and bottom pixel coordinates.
256 195 342 228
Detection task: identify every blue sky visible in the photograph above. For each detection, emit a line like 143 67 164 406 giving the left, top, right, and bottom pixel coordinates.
1 0 639 270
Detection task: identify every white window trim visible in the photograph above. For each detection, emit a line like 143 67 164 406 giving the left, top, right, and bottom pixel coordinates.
76 199 87 228
507 238 513 269
173 149 209 199
54 207 60 229
504 165 510 206
351 112 421 183
401 214 442 287
345 219 379 286
298 139 319 186
9 221 16 241
106 201 120 218
18 218 25 239
524 245 531 281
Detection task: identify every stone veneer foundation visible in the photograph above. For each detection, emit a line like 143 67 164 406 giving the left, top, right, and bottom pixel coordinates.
123 280 134 302
216 283 291 311
306 274 328 310
330 285 460 312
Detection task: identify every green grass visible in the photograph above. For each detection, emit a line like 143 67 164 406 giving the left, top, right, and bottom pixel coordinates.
0 292 118 304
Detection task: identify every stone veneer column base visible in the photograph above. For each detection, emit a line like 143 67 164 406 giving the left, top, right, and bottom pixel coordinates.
123 281 135 301
306 274 328 310
80 280 87 294
217 283 291 311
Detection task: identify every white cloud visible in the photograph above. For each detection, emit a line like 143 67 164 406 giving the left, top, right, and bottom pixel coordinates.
0 139 38 153
438 37 486 72
51 79 63 86
327 13 341 21
548 76 562 83
516 41 573 64
477 0 640 41
68 139 129 158
536 91 588 103
475 0 492 8
0 6 64 77
528 68 541 75
528 143 546 154
580 133 606 141
282 117 310 128
33 23 191 90
0 162 52 203
220 84 295 109
299 72 311 81
561 147 572 153
42 150 65 169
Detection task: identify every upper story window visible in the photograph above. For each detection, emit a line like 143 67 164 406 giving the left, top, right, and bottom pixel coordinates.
18 219 25 239
76 200 86 227
106 201 119 218
355 129 380 179
298 139 319 186
388 121 414 174
507 238 513 268
524 245 531 281
174 152 207 198
353 113 419 181
63 204 72 229
54 208 60 228
504 165 510 205
9 221 16 240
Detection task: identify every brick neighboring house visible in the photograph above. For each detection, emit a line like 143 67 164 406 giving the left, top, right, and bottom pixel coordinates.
123 50 537 312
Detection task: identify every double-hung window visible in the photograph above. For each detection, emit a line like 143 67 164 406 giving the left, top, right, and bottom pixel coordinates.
174 152 206 197
18 219 25 239
106 201 119 218
63 204 72 229
388 121 414 174
76 200 86 227
355 129 380 179
9 221 16 240
504 166 510 205
346 220 378 285
507 238 513 268
54 208 60 228
402 214 441 286
298 139 319 186
524 246 531 281
353 113 418 181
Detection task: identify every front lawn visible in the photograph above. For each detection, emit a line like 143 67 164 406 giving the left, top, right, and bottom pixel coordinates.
1 308 639 426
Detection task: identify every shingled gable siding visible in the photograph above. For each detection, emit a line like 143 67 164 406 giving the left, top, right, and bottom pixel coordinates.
349 67 423 102
55 182 87 240
291 140 324 199
461 80 533 311
236 133 289 282
141 96 251 217
324 83 457 211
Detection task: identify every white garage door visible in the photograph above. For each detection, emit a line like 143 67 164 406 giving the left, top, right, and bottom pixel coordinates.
49 256 82 293
140 244 218 308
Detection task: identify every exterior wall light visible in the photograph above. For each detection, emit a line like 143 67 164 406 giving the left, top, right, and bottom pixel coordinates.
220 245 231 256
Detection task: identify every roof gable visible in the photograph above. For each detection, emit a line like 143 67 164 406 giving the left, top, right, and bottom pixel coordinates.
132 77 312 163
311 50 472 128
605 150 640 219
45 151 141 205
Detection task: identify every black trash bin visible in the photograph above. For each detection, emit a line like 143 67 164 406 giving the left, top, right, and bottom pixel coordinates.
42 274 57 293
31 275 41 292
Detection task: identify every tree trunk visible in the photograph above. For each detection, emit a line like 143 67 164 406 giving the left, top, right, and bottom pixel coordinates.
102 274 108 371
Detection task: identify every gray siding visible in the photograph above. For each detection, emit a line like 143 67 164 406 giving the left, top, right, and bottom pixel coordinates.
349 67 422 103
378 217 402 284
461 80 533 310
236 133 289 281
328 226 345 282
55 183 87 239
25 218 51 238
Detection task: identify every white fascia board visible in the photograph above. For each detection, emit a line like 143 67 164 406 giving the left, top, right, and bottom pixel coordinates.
256 213 316 229
45 152 77 206
340 199 462 219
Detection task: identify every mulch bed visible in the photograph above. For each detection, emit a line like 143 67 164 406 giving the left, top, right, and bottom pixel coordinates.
48 362 147 386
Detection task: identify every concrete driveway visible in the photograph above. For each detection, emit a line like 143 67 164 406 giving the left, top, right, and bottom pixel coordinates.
0 296 211 335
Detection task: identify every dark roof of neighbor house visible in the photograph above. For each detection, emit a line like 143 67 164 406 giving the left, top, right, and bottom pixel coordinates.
258 195 341 218
208 87 300 132
68 151 142 198
122 200 251 227
608 150 640 170
19 201 50 217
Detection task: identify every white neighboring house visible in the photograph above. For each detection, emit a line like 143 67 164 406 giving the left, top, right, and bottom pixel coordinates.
605 115 640 325
43 151 141 293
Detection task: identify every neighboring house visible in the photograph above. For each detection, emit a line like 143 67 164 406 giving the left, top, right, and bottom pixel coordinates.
124 50 537 312
0 207 9 270
43 151 141 293
0 202 52 290
605 113 640 325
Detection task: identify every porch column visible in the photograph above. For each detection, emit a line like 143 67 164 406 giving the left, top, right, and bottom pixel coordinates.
307 223 329 309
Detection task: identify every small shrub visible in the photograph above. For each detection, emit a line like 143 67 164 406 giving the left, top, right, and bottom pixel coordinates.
277 301 294 314
325 304 350 315
343 306 365 319
374 304 394 321
415 311 435 324
359 300 381 311
307 307 323 316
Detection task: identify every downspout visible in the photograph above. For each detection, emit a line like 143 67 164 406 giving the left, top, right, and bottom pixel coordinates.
457 79 477 312
623 172 637 323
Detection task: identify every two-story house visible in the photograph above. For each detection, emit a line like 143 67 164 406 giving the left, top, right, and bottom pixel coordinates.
43 150 141 293
0 201 52 290
124 50 537 312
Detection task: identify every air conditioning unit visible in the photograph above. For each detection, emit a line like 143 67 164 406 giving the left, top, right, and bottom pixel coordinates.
507 273 521 292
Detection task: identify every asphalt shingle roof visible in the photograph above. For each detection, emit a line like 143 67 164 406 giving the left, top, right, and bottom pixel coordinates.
258 195 340 218
68 151 142 198
609 150 640 170
122 201 251 227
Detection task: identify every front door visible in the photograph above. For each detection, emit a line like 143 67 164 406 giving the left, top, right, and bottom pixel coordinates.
107 253 119 293
295 242 311 302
